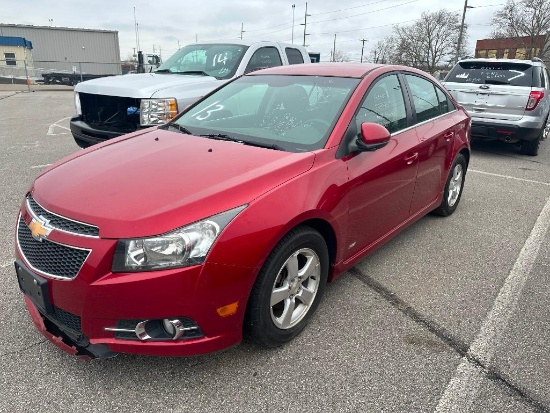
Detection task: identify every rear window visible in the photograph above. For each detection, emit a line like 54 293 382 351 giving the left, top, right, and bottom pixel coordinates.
285 48 305 64
445 62 534 87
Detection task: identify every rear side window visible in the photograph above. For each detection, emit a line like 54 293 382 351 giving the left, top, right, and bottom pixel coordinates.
445 62 534 87
285 48 304 64
245 47 283 73
405 74 441 123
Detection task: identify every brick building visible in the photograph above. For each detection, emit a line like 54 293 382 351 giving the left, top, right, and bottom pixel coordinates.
475 35 546 60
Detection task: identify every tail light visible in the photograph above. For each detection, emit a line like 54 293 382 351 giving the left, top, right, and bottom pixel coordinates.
526 91 544 111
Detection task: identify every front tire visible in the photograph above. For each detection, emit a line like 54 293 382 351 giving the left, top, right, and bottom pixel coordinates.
432 153 467 217
244 226 329 348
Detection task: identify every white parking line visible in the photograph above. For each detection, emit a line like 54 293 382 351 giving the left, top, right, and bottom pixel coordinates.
435 194 550 412
47 116 71 135
469 169 550 186
30 164 52 169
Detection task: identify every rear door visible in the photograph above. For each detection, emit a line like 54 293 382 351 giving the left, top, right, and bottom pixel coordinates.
443 61 533 121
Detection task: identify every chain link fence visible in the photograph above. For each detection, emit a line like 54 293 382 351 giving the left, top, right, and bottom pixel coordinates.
0 59 129 89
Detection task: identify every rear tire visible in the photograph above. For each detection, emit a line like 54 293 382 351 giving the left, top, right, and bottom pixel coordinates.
244 226 329 348
520 137 540 156
432 153 467 217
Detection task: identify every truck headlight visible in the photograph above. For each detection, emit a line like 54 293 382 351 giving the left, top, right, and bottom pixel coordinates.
75 92 82 115
112 206 246 272
140 98 178 126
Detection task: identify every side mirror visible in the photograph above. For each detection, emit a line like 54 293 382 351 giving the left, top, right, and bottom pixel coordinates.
356 122 391 152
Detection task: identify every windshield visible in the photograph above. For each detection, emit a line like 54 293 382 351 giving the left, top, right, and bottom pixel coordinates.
445 62 534 86
172 75 360 152
155 44 248 79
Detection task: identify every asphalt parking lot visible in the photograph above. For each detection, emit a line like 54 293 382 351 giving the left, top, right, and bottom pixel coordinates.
1 88 549 412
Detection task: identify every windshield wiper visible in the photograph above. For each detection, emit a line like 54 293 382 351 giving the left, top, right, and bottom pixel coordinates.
154 69 171 73
239 139 284 151
199 134 283 150
484 79 510 85
161 123 192 134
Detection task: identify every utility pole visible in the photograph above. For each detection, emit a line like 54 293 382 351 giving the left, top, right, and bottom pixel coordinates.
133 7 139 53
240 23 246 40
456 0 473 63
333 34 337 62
302 2 310 47
292 4 296 44
360 39 368 63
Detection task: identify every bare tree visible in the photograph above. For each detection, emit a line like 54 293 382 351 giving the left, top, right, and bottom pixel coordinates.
491 0 550 59
393 10 465 73
369 37 398 64
332 50 351 62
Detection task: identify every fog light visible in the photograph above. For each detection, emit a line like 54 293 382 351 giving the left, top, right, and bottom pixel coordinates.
162 318 184 339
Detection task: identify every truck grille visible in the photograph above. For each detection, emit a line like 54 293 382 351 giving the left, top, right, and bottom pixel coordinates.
17 217 90 280
27 195 99 237
79 93 141 134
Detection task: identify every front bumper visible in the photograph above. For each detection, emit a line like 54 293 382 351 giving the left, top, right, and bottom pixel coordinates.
70 116 146 146
15 208 256 358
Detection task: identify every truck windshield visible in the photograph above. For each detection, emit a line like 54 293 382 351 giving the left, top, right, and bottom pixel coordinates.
155 44 249 80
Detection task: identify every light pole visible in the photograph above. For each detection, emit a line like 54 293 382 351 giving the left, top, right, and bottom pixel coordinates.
48 19 53 27
332 34 337 62
456 0 473 63
291 4 296 44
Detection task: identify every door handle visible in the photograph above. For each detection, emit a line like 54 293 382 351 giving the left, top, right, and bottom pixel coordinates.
404 152 418 165
444 131 454 141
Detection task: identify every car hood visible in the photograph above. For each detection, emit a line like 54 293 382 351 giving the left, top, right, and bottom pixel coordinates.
75 73 222 99
31 130 315 238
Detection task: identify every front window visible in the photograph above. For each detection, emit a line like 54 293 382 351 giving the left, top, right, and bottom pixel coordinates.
155 44 249 80
171 75 360 152
445 61 534 87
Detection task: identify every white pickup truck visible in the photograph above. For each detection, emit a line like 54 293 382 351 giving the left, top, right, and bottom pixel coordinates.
70 41 311 147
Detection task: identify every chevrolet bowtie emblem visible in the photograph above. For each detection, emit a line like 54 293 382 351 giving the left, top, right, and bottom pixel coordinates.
28 216 53 242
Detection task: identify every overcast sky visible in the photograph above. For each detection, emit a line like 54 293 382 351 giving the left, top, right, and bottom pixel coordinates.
2 0 501 62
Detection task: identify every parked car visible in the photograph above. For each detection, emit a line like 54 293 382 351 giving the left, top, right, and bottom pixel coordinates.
443 57 549 156
15 63 471 359
70 41 311 148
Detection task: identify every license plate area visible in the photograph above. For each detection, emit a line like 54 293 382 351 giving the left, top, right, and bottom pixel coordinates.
15 261 53 313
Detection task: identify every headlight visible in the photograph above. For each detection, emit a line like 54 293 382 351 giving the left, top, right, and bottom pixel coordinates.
74 92 82 115
140 98 178 126
112 205 246 272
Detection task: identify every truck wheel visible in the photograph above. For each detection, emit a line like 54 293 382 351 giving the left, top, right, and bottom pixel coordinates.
520 137 540 156
244 226 328 348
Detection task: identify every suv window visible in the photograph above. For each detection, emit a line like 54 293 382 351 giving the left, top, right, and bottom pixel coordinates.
285 48 304 64
445 61 534 87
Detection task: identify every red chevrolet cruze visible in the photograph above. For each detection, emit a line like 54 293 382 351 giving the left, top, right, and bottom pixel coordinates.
15 63 471 358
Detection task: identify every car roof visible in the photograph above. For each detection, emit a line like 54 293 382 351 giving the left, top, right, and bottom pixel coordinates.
248 62 435 79
248 63 386 78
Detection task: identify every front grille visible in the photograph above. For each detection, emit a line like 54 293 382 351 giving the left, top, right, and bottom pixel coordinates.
27 196 99 237
80 92 141 133
17 217 90 279
47 306 82 333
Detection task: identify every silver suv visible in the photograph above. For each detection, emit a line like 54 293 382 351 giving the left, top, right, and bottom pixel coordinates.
443 58 549 156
